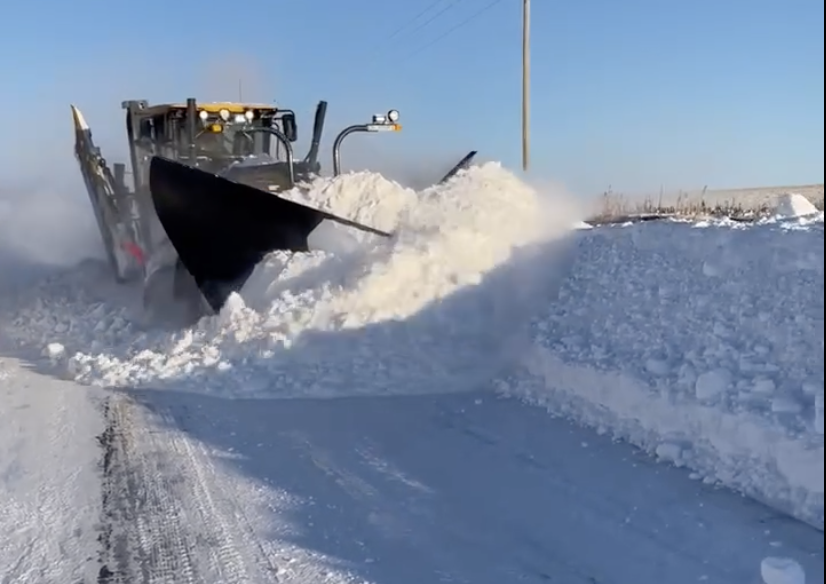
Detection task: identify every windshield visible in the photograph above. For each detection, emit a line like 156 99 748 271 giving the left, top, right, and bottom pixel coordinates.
193 124 258 158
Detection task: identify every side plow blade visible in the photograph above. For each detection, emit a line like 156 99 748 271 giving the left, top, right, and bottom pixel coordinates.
439 150 478 184
71 104 142 282
148 156 391 313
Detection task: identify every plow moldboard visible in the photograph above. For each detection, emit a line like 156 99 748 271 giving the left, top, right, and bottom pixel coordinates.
148 157 327 312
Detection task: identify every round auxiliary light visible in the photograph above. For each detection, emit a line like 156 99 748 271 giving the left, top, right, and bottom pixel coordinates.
244 110 254 121
387 109 399 123
219 109 230 121
199 110 209 120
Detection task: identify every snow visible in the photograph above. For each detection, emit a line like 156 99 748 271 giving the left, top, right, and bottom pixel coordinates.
775 193 819 219
0 356 103 583
0 163 823 580
4 163 577 397
22 383 823 584
43 341 65 361
501 212 824 529
761 556 807 584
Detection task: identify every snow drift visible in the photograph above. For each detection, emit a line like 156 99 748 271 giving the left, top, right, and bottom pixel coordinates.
502 212 825 529
774 193 819 219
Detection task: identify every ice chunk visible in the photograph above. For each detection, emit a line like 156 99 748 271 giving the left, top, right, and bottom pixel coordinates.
695 369 731 400
43 342 66 361
761 556 806 584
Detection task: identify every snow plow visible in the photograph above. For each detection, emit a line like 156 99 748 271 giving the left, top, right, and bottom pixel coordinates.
72 98 477 321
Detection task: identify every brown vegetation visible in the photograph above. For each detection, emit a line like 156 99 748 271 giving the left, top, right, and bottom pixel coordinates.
586 184 824 224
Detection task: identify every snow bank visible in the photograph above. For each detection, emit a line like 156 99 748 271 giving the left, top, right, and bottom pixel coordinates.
501 215 824 529
775 193 819 219
3 163 579 397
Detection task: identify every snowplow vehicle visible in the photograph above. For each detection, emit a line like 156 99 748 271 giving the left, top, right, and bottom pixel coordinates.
72 97 472 322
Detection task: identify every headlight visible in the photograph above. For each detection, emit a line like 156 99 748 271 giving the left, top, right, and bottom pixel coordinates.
199 110 209 121
234 114 246 123
244 110 254 121
387 109 400 123
219 109 230 121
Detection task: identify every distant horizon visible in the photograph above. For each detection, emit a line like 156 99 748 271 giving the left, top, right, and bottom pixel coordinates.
593 181 824 196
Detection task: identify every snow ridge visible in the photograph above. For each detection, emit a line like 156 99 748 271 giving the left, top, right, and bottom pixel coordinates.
502 214 824 529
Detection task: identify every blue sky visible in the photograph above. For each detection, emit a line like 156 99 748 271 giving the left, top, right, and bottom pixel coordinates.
1 0 822 196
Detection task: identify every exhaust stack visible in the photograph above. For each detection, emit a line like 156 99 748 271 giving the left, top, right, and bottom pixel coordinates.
303 100 328 171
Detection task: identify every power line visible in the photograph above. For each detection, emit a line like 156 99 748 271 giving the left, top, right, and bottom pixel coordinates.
400 0 467 43
398 0 507 63
368 0 454 52
362 0 466 68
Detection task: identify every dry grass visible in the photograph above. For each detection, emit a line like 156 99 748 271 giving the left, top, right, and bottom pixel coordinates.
587 184 824 224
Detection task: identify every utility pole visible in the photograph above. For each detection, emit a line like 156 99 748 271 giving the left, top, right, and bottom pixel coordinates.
522 0 531 172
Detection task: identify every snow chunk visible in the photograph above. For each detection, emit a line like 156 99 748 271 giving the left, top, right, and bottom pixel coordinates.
645 358 670 376
761 556 806 584
771 396 803 414
752 378 777 395
774 193 818 218
43 342 66 361
655 441 683 464
695 369 732 400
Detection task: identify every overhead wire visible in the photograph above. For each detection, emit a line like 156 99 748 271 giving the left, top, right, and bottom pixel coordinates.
397 0 509 63
379 0 452 45
354 0 508 85
363 0 460 62
398 0 468 43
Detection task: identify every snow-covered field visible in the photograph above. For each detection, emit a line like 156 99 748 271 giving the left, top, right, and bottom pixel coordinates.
1 164 823 583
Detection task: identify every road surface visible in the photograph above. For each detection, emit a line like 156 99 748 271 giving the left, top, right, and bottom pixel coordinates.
90 386 823 584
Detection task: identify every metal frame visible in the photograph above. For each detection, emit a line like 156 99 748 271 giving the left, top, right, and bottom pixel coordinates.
332 113 401 176
242 127 296 185
120 98 290 189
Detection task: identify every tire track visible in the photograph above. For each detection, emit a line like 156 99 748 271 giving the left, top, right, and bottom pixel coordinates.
95 395 278 584
96 396 198 584
153 406 276 583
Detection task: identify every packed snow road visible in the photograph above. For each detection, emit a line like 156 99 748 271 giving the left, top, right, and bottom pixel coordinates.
0 356 104 584
2 356 822 584
113 387 824 584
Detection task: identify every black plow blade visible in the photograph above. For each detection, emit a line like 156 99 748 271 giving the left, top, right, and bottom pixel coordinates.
438 150 478 184
149 156 390 313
